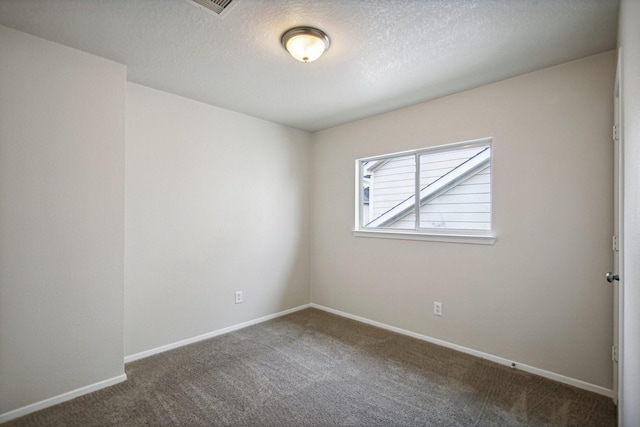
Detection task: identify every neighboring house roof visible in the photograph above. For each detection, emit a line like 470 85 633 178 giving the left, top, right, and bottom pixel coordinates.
366 147 491 227
364 159 389 174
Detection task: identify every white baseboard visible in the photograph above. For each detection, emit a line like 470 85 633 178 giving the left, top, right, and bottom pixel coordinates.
310 303 615 399
124 304 311 363
1 302 613 424
0 373 127 424
1 305 311 424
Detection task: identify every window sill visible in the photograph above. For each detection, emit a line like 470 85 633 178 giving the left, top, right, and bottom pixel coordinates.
352 229 496 245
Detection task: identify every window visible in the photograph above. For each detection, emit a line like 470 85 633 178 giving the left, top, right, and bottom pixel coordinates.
354 138 495 244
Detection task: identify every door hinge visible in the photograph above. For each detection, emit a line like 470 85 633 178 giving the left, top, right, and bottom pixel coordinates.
613 125 619 141
612 345 618 363
613 235 619 252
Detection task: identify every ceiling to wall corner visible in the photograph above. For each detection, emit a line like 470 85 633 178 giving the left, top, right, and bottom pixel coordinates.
0 0 619 132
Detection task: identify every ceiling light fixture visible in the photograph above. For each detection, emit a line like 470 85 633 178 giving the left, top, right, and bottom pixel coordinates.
281 27 331 63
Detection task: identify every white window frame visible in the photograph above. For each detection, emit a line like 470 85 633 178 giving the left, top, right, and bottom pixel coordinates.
353 137 496 245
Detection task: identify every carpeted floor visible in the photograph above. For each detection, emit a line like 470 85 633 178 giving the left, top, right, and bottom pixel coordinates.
5 308 616 426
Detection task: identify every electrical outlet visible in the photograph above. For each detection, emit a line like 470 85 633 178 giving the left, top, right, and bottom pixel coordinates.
433 301 443 316
235 291 243 304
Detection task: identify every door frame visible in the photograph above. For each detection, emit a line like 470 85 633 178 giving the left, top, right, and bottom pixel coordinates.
613 47 624 418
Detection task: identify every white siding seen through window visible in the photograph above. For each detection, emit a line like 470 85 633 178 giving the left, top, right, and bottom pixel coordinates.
357 138 493 241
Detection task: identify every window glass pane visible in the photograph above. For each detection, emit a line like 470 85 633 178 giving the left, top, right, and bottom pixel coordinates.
361 154 416 229
356 139 493 237
418 145 491 230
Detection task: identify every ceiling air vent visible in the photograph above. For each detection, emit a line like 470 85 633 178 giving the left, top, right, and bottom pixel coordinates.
186 0 238 17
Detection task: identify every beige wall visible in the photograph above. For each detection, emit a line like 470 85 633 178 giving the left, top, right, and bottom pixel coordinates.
124 83 312 357
311 51 616 389
0 26 126 415
618 0 640 423
0 26 312 419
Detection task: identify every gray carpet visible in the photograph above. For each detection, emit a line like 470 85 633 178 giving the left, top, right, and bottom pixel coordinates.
5 308 616 426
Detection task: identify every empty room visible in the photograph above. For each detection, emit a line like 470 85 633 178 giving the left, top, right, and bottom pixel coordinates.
1 0 639 426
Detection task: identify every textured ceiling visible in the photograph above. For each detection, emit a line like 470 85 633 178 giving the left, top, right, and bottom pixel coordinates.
0 0 619 132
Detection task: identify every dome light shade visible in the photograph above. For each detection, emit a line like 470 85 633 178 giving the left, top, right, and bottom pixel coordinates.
281 27 330 63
